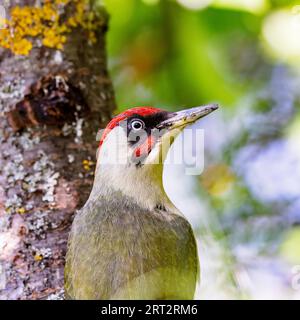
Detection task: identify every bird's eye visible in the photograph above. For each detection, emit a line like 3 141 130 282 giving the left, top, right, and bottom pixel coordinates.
131 119 145 131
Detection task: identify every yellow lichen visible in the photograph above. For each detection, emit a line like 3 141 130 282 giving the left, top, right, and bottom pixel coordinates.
34 254 43 261
16 207 26 214
0 0 102 55
82 159 94 171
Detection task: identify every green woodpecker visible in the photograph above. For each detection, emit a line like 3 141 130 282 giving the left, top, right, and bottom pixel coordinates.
65 104 218 299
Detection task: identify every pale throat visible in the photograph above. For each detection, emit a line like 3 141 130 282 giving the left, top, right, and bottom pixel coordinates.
88 128 179 213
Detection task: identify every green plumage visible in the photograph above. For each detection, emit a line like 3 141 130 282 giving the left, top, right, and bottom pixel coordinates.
65 191 199 299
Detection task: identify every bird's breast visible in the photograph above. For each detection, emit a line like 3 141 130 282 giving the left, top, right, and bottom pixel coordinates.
65 194 198 299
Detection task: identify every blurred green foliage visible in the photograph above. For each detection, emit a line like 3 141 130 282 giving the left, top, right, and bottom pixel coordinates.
104 0 298 108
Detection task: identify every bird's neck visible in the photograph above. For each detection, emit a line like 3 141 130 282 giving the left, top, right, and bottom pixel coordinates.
88 161 179 213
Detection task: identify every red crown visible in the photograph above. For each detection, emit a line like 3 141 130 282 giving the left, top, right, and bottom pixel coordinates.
99 106 162 147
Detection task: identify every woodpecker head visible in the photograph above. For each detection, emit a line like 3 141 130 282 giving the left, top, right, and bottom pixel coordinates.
97 105 218 166
91 105 218 209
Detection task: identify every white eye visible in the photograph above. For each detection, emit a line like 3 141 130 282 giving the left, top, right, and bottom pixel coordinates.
131 119 144 131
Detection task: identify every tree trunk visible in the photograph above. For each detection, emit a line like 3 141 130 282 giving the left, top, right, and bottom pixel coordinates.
0 0 115 299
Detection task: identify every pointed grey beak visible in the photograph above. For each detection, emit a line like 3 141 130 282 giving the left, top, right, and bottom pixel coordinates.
157 104 219 130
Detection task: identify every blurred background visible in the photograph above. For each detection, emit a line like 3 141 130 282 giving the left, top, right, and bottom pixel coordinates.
103 0 300 299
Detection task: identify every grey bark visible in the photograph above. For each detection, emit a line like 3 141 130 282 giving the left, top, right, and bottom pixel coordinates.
0 1 115 299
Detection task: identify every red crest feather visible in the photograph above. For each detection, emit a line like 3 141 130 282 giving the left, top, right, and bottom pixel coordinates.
99 107 161 147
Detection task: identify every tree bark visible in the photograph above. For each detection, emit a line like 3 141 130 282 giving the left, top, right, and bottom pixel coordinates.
0 1 115 299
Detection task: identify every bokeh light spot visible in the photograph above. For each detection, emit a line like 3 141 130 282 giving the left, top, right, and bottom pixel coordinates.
200 164 235 196
262 9 300 64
